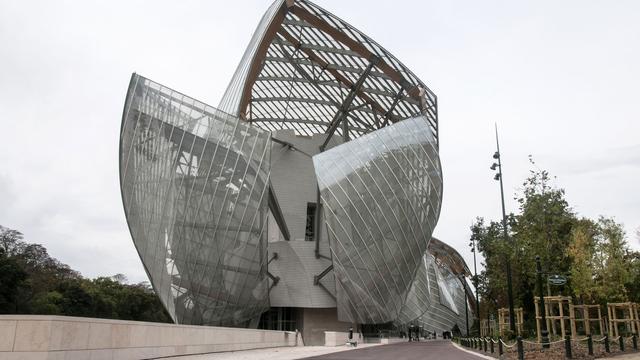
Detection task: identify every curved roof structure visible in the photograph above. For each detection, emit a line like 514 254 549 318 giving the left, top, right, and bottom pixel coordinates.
219 0 438 144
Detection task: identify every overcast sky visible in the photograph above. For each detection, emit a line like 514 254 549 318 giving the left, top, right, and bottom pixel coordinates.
1 0 639 283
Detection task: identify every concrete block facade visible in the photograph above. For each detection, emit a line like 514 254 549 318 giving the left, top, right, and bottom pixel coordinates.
0 315 298 360
301 308 352 346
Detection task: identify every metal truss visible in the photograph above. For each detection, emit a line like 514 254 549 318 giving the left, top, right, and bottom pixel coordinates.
219 0 438 144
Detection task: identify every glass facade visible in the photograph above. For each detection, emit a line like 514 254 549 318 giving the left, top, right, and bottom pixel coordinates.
312 116 442 324
119 0 475 334
397 253 435 325
410 242 475 335
416 259 471 335
257 307 300 332
304 203 316 242
120 74 271 326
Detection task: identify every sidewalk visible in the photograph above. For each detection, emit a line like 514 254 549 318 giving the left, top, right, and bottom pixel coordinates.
159 344 382 360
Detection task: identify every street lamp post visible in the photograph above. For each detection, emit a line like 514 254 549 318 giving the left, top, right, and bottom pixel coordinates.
490 125 516 335
459 274 470 336
536 256 550 348
469 238 481 335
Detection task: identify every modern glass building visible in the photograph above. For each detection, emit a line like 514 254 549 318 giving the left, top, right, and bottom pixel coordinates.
119 0 474 345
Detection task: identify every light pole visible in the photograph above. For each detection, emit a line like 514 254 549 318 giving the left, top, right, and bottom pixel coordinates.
490 125 516 335
459 274 470 336
469 238 480 335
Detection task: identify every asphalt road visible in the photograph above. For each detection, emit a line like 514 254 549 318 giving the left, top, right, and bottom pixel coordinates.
299 340 484 360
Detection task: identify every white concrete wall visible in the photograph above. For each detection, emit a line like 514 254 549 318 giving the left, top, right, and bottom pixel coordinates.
0 315 298 360
324 331 349 346
303 308 352 346
380 337 405 344
267 131 343 309
323 331 361 346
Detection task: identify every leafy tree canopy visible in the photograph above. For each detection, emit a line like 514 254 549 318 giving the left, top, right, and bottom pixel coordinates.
0 225 171 323
471 158 639 333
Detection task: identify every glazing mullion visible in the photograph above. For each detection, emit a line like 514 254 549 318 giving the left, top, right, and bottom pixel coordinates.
345 136 420 285
330 156 402 318
318 193 387 322
195 115 244 317
225 141 271 320
187 111 236 308
330 147 414 302
319 161 398 320
215 131 265 320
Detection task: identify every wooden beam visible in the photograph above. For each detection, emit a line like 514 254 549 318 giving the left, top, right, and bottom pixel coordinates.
237 2 292 120
289 5 422 101
320 58 378 150
277 28 399 123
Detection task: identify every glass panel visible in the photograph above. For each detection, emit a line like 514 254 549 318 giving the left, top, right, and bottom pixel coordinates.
416 251 472 335
305 203 316 241
312 116 442 324
120 74 271 327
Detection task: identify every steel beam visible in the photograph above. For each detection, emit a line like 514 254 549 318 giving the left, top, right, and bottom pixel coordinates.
313 264 334 285
276 30 397 122
320 56 379 151
268 184 290 241
290 5 422 101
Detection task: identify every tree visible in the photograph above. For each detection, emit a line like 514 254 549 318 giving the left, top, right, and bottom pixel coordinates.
629 227 640 302
472 217 513 311
567 219 598 302
474 161 578 331
0 225 172 323
31 291 64 315
470 158 639 336
0 248 28 313
0 225 26 256
511 163 576 298
594 217 630 302
625 250 640 303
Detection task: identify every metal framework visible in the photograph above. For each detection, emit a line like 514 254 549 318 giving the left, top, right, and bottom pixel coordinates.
398 238 476 331
313 116 442 324
120 75 272 326
218 0 438 144
117 0 470 332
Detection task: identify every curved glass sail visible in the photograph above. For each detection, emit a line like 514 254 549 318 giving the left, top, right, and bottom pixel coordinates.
120 74 271 326
397 253 435 324
312 116 442 323
414 253 473 335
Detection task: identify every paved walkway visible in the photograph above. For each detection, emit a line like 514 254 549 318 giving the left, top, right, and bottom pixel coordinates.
161 341 486 360
300 340 485 360
160 344 382 360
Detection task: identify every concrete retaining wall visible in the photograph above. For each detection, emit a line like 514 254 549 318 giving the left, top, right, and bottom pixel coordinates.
380 337 405 344
324 331 362 346
0 315 298 360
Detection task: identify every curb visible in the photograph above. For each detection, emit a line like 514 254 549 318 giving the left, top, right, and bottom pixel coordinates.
450 341 496 360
